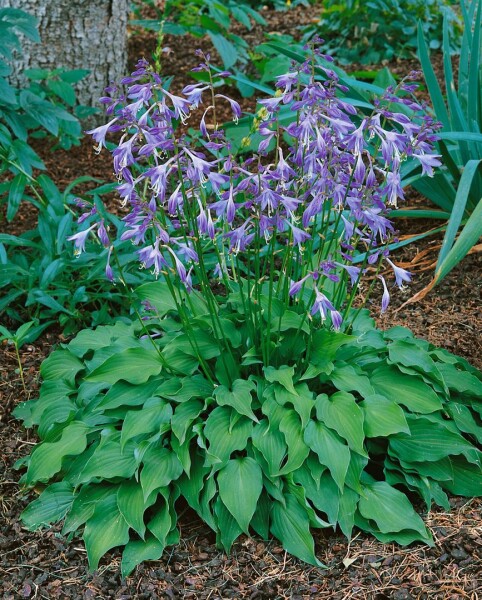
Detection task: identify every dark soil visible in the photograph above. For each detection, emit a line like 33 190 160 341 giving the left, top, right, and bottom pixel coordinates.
1 4 481 599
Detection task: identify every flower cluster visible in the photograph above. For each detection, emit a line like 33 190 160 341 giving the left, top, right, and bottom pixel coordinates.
73 48 441 330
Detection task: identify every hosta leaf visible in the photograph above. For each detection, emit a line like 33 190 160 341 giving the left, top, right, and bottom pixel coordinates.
252 419 287 477
277 410 310 475
250 492 270 539
330 365 375 398
274 383 314 429
147 497 172 545
83 495 130 570
271 494 323 567
264 365 297 395
358 481 431 541
214 379 257 421
120 398 172 450
96 379 161 410
40 350 84 386
171 399 203 444
117 481 147 539
387 340 446 392
76 438 137 485
121 534 165 578
370 367 443 413
21 482 74 530
316 392 366 455
443 457 482 496
448 403 482 444
204 407 252 464
215 497 243 552
218 457 263 533
360 394 410 437
438 363 482 397
87 347 163 384
25 421 89 485
389 416 481 465
62 484 116 535
338 486 359 539
140 447 183 500
304 420 350 491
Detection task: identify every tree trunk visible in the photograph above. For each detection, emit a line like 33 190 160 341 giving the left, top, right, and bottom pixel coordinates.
1 0 128 121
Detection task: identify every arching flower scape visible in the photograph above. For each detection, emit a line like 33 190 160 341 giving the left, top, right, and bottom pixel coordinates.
76 47 441 333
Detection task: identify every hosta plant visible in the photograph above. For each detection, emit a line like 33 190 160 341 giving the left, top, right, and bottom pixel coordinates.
15 48 482 576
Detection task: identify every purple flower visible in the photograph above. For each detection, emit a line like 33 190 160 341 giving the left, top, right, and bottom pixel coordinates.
215 94 241 123
386 257 411 288
86 118 118 152
378 275 390 313
67 223 96 255
413 153 442 177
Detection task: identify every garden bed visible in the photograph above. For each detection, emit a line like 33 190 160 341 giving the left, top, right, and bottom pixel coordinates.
1 3 481 598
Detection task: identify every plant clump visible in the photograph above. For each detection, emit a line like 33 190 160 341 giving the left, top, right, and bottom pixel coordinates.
14 46 482 577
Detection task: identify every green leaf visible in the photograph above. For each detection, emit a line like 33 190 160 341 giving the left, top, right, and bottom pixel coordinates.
370 367 443 414
444 456 482 496
140 446 183 501
304 420 351 491
76 438 137 485
83 495 130 571
215 497 243 552
40 350 84 386
274 383 314 429
21 482 74 530
316 392 366 455
171 399 203 444
359 481 432 541
435 191 482 284
252 419 287 477
264 365 297 395
135 281 178 315
25 422 89 485
121 534 165 578
218 457 263 533
360 394 410 437
87 347 163 384
117 481 147 539
208 32 238 68
96 379 162 411
330 365 375 398
62 484 116 535
7 172 27 222
120 398 172 450
204 407 252 464
271 494 323 567
277 409 310 475
214 379 257 421
147 496 172 545
389 416 481 465
387 340 446 392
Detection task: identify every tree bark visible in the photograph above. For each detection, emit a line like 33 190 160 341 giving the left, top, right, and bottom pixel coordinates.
1 0 128 119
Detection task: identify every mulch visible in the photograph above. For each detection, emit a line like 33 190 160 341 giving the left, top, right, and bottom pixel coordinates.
1 3 481 599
